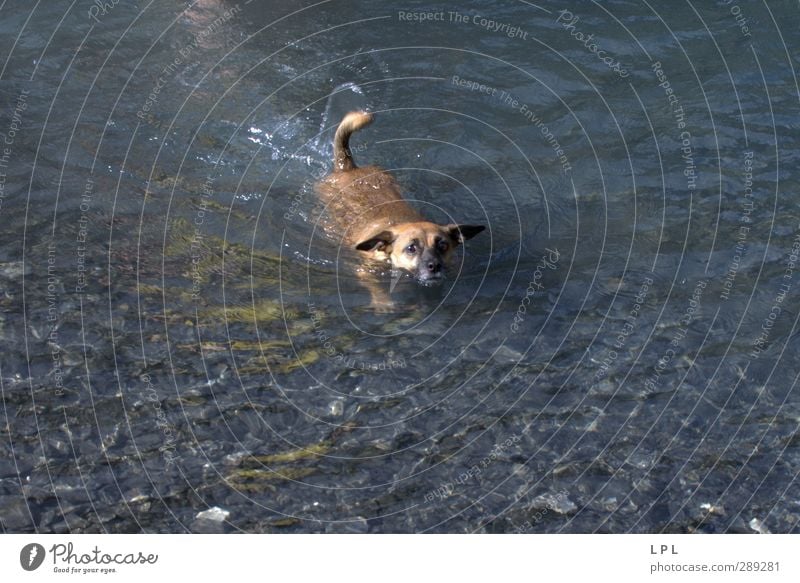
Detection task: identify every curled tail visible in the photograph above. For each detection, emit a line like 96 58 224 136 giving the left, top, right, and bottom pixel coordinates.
333 110 373 172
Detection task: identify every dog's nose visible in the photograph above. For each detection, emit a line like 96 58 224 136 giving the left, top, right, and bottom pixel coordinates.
426 261 442 273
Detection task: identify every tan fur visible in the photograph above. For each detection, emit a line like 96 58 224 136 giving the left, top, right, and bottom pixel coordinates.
333 111 374 171
316 111 485 308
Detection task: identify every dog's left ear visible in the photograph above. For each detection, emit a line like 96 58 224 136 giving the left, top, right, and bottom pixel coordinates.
355 230 396 252
447 224 485 244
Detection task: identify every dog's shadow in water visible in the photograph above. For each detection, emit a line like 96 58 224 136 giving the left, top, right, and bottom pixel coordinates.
345 274 464 334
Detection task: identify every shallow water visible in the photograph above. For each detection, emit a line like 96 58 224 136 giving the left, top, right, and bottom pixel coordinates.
0 0 798 533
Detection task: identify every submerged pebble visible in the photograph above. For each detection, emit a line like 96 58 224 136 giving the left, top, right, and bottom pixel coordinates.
328 399 344 416
531 492 578 515
196 507 230 522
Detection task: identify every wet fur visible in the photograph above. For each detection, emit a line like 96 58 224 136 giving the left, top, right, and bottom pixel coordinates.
315 111 484 306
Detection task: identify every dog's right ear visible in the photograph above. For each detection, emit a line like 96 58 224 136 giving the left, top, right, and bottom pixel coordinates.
447 224 486 244
355 230 396 252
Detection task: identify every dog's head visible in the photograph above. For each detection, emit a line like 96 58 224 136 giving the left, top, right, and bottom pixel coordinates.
355 222 485 284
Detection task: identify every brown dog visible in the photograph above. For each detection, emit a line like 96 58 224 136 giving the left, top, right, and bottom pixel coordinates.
315 111 485 308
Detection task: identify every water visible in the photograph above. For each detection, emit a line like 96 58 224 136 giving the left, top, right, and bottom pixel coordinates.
0 0 798 533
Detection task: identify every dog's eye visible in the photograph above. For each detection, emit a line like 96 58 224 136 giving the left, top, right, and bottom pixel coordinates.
405 244 417 255
437 240 449 252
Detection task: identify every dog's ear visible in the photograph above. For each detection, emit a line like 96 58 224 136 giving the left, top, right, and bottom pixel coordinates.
447 224 485 244
355 230 396 252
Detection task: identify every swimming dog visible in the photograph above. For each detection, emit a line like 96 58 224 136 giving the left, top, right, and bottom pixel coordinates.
315 111 485 309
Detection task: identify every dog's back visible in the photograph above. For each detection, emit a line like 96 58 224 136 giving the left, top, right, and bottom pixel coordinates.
316 111 422 244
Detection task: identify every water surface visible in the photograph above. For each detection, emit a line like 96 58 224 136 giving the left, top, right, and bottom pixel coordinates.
0 0 798 533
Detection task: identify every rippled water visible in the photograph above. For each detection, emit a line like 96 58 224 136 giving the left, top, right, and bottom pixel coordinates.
1 0 798 533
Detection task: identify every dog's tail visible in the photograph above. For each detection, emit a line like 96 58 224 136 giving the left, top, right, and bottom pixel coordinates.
333 110 373 172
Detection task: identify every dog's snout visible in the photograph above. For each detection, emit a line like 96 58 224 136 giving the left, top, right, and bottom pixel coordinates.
426 260 442 273
419 247 443 275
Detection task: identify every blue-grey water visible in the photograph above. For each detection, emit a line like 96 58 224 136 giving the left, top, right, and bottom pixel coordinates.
0 0 798 533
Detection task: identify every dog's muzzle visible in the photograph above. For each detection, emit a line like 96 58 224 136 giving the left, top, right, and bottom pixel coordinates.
416 252 444 284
